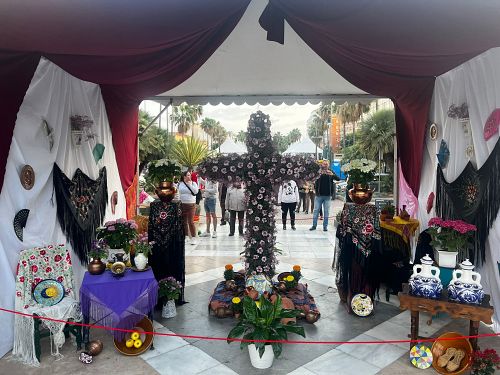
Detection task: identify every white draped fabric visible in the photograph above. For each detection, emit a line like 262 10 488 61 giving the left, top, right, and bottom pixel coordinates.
417 48 500 331
0 58 126 358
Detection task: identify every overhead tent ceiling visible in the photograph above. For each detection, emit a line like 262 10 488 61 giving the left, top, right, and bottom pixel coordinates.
152 0 374 106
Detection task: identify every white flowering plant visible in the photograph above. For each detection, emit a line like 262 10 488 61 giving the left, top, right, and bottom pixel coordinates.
341 158 377 186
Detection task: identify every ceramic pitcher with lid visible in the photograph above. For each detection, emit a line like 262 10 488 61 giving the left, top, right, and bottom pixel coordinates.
409 254 443 299
448 259 484 304
451 259 481 286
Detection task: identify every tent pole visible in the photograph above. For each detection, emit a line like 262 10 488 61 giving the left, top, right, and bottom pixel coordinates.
139 104 169 136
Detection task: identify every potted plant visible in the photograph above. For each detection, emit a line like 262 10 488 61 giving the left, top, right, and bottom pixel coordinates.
341 158 377 204
158 277 183 318
231 296 242 319
380 203 395 221
223 264 237 290
87 239 108 275
427 217 477 268
146 159 181 201
227 295 305 369
471 348 500 375
97 219 138 262
130 233 154 271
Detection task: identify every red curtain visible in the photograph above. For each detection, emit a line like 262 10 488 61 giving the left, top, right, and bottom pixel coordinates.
0 0 251 192
260 0 500 195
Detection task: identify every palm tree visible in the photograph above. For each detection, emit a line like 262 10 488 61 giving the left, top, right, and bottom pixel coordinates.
336 102 371 140
235 130 247 144
287 128 302 143
200 117 219 148
211 124 228 151
170 103 203 136
357 109 396 171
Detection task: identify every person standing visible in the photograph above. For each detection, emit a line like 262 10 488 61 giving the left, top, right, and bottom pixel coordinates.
296 182 307 213
278 179 299 230
307 181 315 215
310 160 339 231
225 182 246 236
178 171 199 245
199 176 218 238
219 183 228 225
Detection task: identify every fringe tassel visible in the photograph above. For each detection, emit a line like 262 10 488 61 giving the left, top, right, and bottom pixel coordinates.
53 164 108 264
436 138 500 265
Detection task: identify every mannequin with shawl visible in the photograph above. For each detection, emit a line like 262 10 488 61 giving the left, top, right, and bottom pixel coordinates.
148 183 186 303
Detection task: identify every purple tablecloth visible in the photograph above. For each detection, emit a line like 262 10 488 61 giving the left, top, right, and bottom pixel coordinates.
80 269 158 340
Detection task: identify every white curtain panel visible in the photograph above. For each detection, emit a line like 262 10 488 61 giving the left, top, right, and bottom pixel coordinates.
417 48 500 331
0 58 126 358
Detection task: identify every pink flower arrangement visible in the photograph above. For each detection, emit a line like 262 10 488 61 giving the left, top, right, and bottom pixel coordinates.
97 219 138 251
428 217 476 252
130 232 154 257
471 348 500 375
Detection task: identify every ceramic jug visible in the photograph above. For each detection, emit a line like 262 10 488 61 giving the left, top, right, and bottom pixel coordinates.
448 259 484 304
409 254 443 299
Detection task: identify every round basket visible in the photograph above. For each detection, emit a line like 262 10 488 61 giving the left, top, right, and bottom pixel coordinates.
113 316 154 356
431 332 473 375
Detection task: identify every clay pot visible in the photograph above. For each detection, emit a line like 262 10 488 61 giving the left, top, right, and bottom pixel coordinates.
234 312 241 319
278 296 296 325
245 286 259 300
216 307 227 319
87 259 106 275
155 181 176 203
87 340 103 356
277 282 287 292
348 183 373 205
305 311 320 324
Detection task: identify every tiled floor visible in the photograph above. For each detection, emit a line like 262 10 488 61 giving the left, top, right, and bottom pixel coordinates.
1 200 498 374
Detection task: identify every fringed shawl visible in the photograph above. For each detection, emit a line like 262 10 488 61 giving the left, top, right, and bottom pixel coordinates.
436 138 500 264
53 164 107 264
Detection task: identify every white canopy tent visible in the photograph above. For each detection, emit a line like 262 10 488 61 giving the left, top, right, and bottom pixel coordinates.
284 137 322 159
151 0 374 106
218 138 247 154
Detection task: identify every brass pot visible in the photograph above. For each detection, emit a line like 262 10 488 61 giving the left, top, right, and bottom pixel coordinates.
87 339 103 356
155 181 176 203
305 311 320 324
348 183 373 205
87 259 106 275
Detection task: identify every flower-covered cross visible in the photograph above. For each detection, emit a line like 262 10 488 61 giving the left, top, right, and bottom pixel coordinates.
200 111 318 277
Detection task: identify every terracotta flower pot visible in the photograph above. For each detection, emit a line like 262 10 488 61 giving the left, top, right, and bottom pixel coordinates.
348 183 373 205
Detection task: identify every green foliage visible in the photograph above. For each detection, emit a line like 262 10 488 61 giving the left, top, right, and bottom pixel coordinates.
139 110 177 174
170 103 203 135
223 269 235 281
97 219 138 252
336 102 370 125
381 203 395 215
173 136 211 168
235 130 247 144
146 159 182 189
272 128 303 153
357 109 396 164
158 277 183 301
341 143 363 164
227 295 305 358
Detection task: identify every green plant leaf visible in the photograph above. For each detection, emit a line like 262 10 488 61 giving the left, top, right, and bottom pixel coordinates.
239 332 253 350
227 324 245 344
243 296 257 322
283 323 306 338
280 309 301 318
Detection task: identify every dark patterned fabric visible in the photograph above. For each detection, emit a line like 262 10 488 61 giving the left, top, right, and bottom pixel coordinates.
148 200 186 303
337 203 381 258
53 164 107 264
436 138 500 264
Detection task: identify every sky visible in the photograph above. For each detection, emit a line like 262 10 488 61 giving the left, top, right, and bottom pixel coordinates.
141 100 319 137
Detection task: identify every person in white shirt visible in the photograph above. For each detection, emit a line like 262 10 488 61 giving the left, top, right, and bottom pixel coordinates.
278 179 300 230
178 171 199 244
225 182 246 236
198 176 218 238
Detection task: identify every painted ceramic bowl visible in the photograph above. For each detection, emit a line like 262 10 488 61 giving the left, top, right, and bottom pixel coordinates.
351 294 373 317
246 274 273 297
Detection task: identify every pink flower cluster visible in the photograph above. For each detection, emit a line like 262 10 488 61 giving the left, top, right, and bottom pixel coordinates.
428 217 477 234
104 218 139 230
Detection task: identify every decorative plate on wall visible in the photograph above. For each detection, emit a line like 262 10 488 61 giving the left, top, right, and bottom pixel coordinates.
429 123 438 140
20 165 35 190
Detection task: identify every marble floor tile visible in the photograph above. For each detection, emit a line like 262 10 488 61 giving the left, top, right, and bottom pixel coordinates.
140 327 189 361
145 344 221 375
364 321 414 350
197 364 238 375
303 349 381 375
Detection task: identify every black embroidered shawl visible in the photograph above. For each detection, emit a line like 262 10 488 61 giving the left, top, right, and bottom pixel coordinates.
436 138 500 264
53 164 108 264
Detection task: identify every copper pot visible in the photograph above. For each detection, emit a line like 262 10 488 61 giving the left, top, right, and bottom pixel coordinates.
87 340 103 356
87 259 106 275
155 181 176 203
348 183 373 205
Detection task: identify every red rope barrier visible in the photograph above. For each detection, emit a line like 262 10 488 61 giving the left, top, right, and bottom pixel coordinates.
1 306 498 345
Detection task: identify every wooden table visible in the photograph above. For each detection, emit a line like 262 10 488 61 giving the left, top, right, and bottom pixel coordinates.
399 284 494 351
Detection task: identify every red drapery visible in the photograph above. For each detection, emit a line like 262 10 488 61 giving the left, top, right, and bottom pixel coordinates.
0 0 251 193
259 0 500 195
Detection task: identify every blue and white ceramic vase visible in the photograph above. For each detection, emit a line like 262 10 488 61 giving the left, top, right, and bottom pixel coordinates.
448 259 484 305
409 254 443 299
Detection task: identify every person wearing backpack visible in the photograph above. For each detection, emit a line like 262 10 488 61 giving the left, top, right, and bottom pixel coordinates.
179 171 199 245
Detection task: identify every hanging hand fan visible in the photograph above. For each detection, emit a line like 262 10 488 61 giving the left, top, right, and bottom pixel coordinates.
13 209 30 241
437 140 450 168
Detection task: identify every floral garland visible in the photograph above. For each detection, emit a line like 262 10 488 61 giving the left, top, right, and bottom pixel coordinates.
199 111 318 277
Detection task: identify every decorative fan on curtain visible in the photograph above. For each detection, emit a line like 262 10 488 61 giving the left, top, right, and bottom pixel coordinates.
436 138 500 264
52 164 107 264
